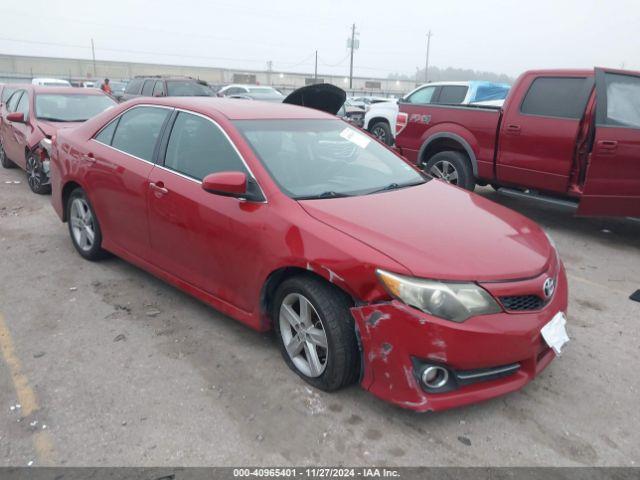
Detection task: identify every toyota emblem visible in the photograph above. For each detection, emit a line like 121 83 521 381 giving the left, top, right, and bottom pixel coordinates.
543 277 556 299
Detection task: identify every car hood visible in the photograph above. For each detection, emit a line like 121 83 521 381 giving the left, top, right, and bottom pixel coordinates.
299 180 554 282
37 120 84 137
283 84 346 115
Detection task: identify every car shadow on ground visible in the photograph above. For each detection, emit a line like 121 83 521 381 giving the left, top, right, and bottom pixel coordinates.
476 187 640 252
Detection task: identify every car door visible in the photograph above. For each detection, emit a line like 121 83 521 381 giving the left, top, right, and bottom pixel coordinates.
2 90 29 168
496 74 594 193
0 90 21 159
577 68 640 217
147 110 267 312
7 90 32 169
87 105 172 260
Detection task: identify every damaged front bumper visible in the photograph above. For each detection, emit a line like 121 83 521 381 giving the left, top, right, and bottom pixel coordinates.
351 265 568 412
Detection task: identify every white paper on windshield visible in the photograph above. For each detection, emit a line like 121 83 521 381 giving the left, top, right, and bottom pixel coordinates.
340 127 371 149
541 311 570 355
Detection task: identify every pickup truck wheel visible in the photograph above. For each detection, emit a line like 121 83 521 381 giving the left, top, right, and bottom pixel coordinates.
424 151 475 191
273 274 359 392
369 121 393 146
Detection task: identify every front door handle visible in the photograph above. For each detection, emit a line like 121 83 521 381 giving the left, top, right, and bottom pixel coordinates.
506 124 521 135
149 181 169 195
596 140 618 154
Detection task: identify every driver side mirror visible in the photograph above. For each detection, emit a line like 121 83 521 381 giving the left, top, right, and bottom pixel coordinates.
202 171 248 197
7 112 25 123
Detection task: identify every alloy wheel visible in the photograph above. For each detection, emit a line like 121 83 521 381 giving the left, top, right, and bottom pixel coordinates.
26 156 42 191
69 198 96 252
278 293 328 378
429 160 459 185
371 125 388 143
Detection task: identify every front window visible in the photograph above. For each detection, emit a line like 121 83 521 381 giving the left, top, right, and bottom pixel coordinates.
166 81 212 96
35 94 116 122
236 119 426 199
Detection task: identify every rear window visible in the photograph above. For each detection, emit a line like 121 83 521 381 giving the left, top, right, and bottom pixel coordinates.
166 81 211 96
435 86 468 104
124 78 143 94
520 77 592 119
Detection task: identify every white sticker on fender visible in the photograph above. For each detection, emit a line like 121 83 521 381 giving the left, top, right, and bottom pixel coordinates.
541 311 570 355
340 127 371 149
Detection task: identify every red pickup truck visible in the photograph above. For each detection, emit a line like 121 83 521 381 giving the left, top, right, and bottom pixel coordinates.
394 68 640 217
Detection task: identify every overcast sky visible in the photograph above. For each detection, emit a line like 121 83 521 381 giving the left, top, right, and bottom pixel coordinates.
0 0 638 79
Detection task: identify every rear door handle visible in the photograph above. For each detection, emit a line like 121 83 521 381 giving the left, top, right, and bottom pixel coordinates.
82 152 96 163
149 181 169 195
596 140 618 154
506 124 521 135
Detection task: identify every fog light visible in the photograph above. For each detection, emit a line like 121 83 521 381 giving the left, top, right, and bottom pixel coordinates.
421 365 450 389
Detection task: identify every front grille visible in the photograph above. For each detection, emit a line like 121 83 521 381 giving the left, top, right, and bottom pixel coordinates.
499 295 544 311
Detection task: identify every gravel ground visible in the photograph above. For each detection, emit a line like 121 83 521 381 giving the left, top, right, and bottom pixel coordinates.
0 164 638 467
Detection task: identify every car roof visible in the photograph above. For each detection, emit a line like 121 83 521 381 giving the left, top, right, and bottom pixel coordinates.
127 96 334 120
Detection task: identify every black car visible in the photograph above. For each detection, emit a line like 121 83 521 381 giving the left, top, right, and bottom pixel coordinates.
120 76 214 102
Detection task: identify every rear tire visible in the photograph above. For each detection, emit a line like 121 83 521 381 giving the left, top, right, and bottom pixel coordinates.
424 150 475 191
25 152 51 195
272 274 359 392
66 188 108 261
0 139 14 168
369 121 393 146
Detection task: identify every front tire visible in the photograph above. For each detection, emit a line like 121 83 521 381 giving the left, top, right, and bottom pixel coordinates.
424 150 475 191
369 121 393 146
66 188 108 261
0 139 14 168
273 275 359 392
25 152 51 194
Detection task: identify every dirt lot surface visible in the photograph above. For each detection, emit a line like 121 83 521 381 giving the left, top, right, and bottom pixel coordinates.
1 165 639 467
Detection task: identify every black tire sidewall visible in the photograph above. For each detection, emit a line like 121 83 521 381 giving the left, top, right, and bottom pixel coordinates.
272 275 358 391
424 151 475 191
66 188 106 261
0 140 14 168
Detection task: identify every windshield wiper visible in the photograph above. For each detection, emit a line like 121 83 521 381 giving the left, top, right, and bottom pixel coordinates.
295 191 353 200
366 181 425 195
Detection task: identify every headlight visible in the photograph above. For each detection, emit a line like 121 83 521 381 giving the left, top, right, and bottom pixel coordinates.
376 269 502 322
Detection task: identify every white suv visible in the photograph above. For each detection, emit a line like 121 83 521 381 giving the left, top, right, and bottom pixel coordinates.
364 81 510 145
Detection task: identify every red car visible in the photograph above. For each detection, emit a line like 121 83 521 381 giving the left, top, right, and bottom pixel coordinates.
395 68 640 217
49 96 569 412
0 85 116 194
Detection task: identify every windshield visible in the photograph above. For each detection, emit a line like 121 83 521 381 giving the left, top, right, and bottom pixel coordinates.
35 94 116 122
166 81 212 96
236 119 426 199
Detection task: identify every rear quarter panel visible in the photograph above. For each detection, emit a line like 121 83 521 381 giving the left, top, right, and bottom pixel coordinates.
396 104 501 180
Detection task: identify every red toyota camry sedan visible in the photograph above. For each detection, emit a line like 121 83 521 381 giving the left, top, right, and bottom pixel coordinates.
49 97 569 412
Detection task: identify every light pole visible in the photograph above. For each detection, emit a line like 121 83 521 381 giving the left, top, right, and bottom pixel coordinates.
425 30 432 83
347 24 359 90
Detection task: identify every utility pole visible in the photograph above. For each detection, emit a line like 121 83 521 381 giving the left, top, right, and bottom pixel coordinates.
348 23 359 90
314 50 318 82
266 60 273 85
91 38 96 77
425 30 432 83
